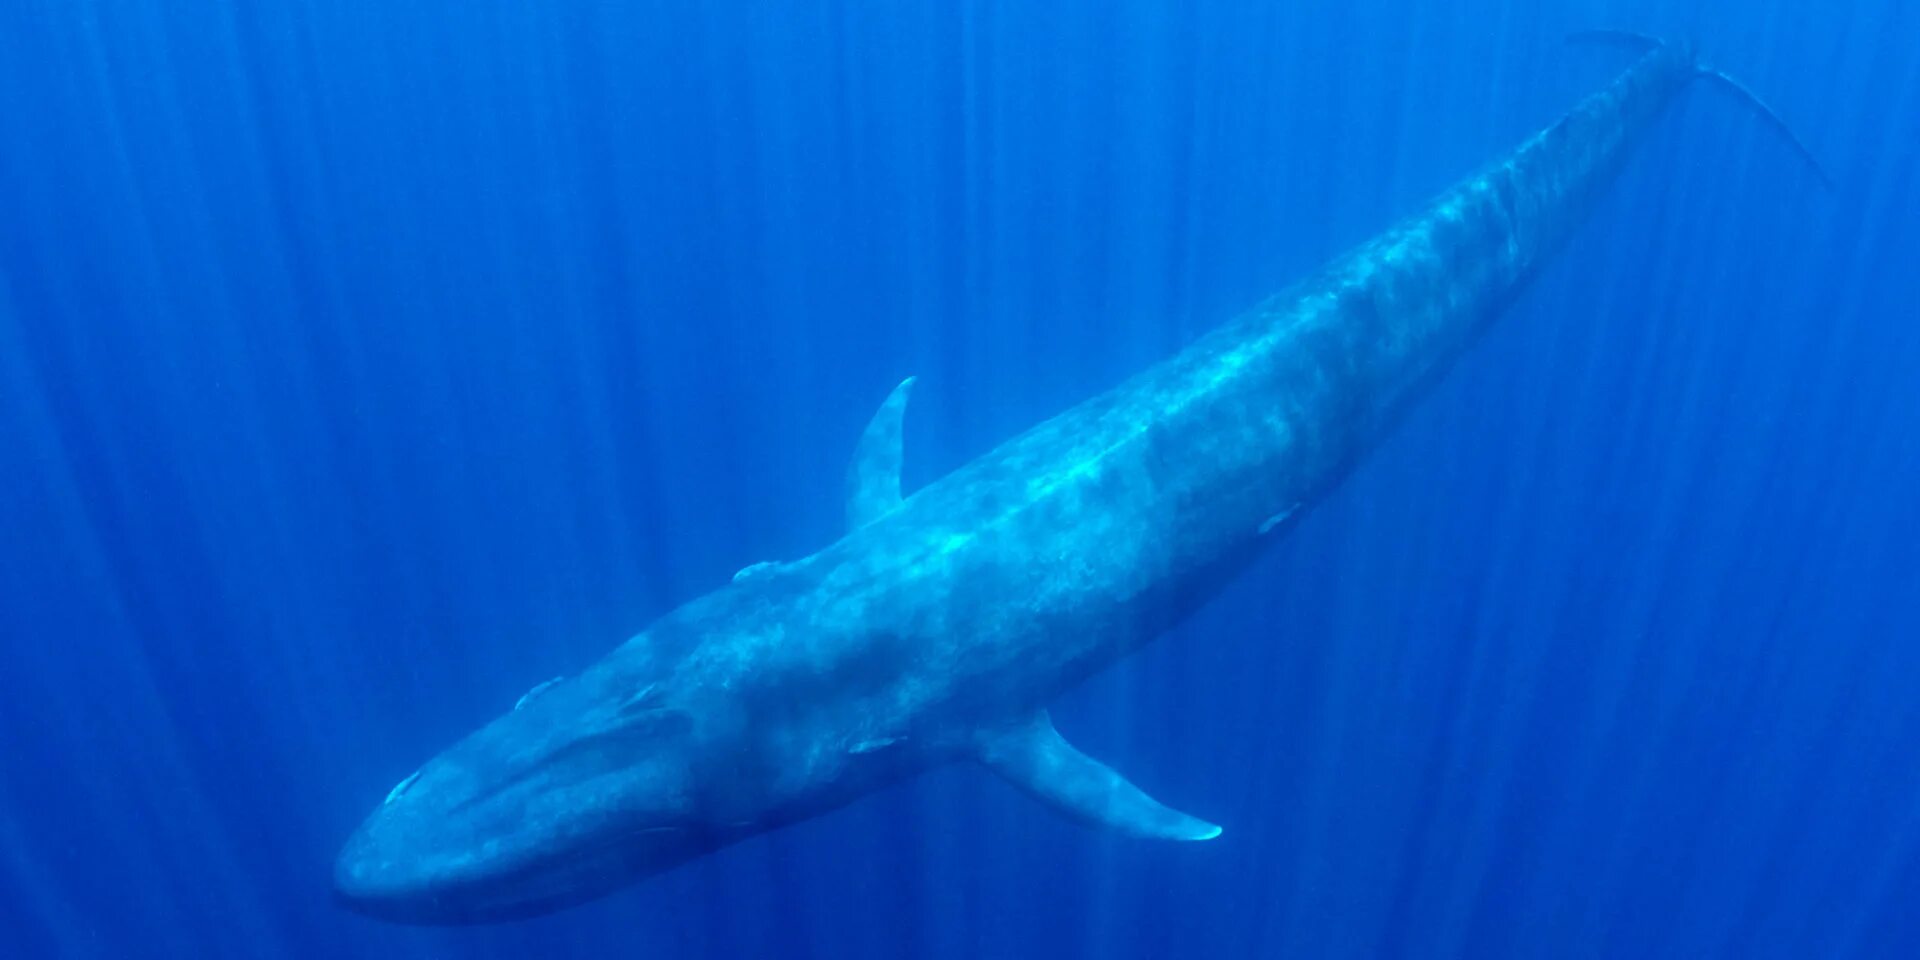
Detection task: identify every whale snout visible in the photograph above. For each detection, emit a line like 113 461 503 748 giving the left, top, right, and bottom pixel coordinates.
334 671 721 923
332 808 462 923
331 765 530 924
332 756 708 924
332 844 412 920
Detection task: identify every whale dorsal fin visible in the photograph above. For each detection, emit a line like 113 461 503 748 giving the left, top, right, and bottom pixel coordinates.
845 376 916 531
975 711 1222 841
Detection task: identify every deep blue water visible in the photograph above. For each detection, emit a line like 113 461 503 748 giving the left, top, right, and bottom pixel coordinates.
4 1 1919 957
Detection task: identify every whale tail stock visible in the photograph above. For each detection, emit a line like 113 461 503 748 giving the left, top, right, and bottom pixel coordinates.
1568 28 1833 189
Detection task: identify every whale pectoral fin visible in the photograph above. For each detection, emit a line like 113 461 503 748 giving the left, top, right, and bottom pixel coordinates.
845 376 916 530
976 712 1222 841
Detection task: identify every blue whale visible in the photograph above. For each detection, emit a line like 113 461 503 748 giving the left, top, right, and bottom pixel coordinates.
334 36 1822 924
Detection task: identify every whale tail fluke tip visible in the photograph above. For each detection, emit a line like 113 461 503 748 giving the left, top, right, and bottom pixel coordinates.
1565 28 1666 54
1695 67 1835 190
1568 29 1833 190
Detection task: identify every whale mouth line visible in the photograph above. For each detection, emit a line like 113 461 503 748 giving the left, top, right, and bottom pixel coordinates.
333 805 721 925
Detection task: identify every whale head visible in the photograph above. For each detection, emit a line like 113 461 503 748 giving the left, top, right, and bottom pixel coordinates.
331 653 738 924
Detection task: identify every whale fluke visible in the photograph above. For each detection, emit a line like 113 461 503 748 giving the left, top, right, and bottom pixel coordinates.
1564 28 1664 53
1569 30 1832 188
846 376 916 530
976 711 1222 842
1695 68 1834 189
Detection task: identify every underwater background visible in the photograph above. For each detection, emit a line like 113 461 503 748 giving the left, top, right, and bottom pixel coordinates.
4 0 1919 956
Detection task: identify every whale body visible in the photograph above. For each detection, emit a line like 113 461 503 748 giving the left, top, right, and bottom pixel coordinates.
334 39 1820 924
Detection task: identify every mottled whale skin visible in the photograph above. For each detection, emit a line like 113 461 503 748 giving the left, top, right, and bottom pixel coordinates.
334 44 1784 923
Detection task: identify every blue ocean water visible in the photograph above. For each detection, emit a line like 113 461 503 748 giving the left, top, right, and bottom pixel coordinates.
4 0 1918 956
